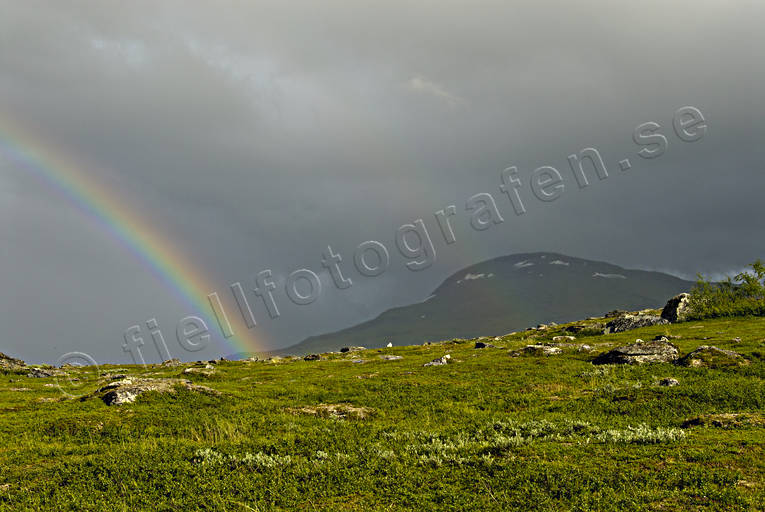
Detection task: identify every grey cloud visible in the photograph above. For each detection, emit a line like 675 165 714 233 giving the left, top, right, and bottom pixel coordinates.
1 0 764 362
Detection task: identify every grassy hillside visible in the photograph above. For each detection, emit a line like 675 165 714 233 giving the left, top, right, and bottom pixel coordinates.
284 253 693 356
1 315 764 511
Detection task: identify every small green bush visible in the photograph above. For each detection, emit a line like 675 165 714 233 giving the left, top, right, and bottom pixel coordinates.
687 260 765 320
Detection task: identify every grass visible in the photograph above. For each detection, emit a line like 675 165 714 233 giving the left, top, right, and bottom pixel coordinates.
0 315 763 510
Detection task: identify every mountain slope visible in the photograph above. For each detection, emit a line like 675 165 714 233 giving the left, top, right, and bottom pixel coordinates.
277 252 694 355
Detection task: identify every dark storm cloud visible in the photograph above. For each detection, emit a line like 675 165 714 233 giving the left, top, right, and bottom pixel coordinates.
1 1 763 362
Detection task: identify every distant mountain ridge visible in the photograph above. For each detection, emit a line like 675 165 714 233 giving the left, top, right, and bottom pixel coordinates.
265 252 694 357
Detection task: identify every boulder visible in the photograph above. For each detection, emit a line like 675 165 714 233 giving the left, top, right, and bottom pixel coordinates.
303 354 322 361
676 346 749 368
474 341 498 349
26 367 67 378
661 293 691 323
565 323 605 335
548 342 594 352
510 345 563 357
552 335 576 342
0 352 25 371
659 377 680 387
340 346 365 353
380 355 403 361
603 314 668 334
160 359 182 367
423 355 451 367
182 366 215 376
593 339 679 365
94 378 217 406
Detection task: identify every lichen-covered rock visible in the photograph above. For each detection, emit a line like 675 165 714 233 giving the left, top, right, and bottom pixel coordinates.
423 355 451 367
0 352 25 371
676 346 749 368
94 378 217 406
593 339 679 365
160 358 182 367
661 293 691 323
659 377 680 387
552 335 576 342
547 342 593 352
510 345 563 357
565 323 605 336
603 314 668 334
182 365 215 376
26 367 67 378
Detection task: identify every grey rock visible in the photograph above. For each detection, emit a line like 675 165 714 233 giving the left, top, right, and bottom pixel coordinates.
676 346 749 368
340 346 366 353
0 352 25 371
474 341 498 349
303 354 322 361
380 355 403 361
182 367 215 376
510 345 563 357
423 355 451 367
593 339 679 365
661 293 691 323
604 314 668 334
95 377 217 406
26 367 67 378
659 377 680 387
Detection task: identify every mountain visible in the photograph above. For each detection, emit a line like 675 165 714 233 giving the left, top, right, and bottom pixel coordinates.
271 252 694 356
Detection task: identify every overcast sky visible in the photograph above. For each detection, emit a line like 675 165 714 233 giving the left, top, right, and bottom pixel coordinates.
1 1 764 364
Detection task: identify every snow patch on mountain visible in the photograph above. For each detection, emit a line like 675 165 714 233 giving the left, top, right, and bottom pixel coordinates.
593 272 627 279
514 261 534 269
463 272 494 281
549 260 570 266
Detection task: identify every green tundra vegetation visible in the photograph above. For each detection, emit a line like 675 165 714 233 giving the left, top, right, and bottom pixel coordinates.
1 311 763 511
688 260 765 320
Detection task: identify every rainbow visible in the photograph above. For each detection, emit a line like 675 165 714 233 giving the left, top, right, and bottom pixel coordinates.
0 109 263 359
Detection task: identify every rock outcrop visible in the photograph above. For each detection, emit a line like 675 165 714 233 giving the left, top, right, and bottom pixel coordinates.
423 355 451 367
340 347 365 353
603 314 668 334
26 367 67 378
510 345 563 357
0 352 25 371
661 293 691 323
676 346 749 368
93 378 217 406
593 339 679 365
